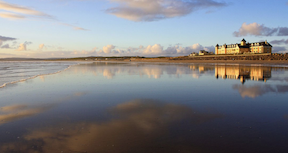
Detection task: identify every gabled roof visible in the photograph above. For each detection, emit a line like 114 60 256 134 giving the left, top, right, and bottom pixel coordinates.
241 39 246 42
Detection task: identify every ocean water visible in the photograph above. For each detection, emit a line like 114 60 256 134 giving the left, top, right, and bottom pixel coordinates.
0 61 77 88
0 62 288 153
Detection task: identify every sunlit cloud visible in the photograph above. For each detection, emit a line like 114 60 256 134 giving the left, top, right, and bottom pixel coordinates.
5 42 214 58
105 0 227 21
17 43 26 51
39 44 45 50
0 12 25 19
0 1 87 30
0 0 51 19
233 22 288 37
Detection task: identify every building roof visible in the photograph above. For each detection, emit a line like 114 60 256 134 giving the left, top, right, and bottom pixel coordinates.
216 40 273 48
241 38 246 42
248 42 273 47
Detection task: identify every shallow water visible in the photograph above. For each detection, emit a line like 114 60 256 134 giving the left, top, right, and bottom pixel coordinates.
0 62 288 153
0 61 77 88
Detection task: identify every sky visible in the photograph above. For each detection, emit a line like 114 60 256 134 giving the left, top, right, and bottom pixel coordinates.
0 0 288 58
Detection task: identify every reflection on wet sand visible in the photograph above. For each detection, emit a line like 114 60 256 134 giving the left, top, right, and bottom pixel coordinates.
79 62 279 83
215 65 271 84
0 104 54 125
74 62 215 79
233 84 288 98
0 99 223 153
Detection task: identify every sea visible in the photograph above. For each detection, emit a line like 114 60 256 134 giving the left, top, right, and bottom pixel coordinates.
0 61 77 88
1 61 288 153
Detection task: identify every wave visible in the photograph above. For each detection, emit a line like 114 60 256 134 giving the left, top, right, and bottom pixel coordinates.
0 62 81 89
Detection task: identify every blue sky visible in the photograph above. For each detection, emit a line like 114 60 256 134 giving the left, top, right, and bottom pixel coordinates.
0 0 288 58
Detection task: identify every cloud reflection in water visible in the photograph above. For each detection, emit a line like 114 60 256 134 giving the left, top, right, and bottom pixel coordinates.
233 84 288 98
0 104 55 125
0 99 223 153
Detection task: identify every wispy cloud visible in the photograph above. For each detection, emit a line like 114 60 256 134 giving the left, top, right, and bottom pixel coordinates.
233 22 288 37
105 0 227 21
0 0 52 19
60 23 89 31
0 12 25 19
270 39 288 45
0 1 87 30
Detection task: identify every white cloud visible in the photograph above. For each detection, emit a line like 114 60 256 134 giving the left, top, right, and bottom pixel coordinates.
106 0 227 21
102 45 116 54
39 44 45 50
17 43 26 51
142 44 163 55
7 43 213 58
234 22 288 37
72 50 96 55
92 47 98 52
93 43 212 57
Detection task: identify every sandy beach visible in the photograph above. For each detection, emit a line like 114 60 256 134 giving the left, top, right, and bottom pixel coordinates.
1 61 288 153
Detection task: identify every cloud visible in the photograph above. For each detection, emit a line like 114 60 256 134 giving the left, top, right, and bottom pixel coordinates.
139 43 212 56
0 1 51 19
10 43 213 58
17 43 26 51
60 23 89 31
0 35 16 41
233 22 288 37
92 47 97 52
105 0 227 21
16 41 32 51
72 50 96 55
39 44 45 50
270 39 288 45
1 44 10 48
273 46 288 53
101 45 116 54
0 1 87 30
0 12 25 19
95 43 211 56
142 44 164 55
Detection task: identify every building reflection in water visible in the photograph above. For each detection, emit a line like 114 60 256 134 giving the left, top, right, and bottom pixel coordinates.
215 65 272 84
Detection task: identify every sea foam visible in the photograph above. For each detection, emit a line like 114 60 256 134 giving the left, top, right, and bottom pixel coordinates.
0 61 79 88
